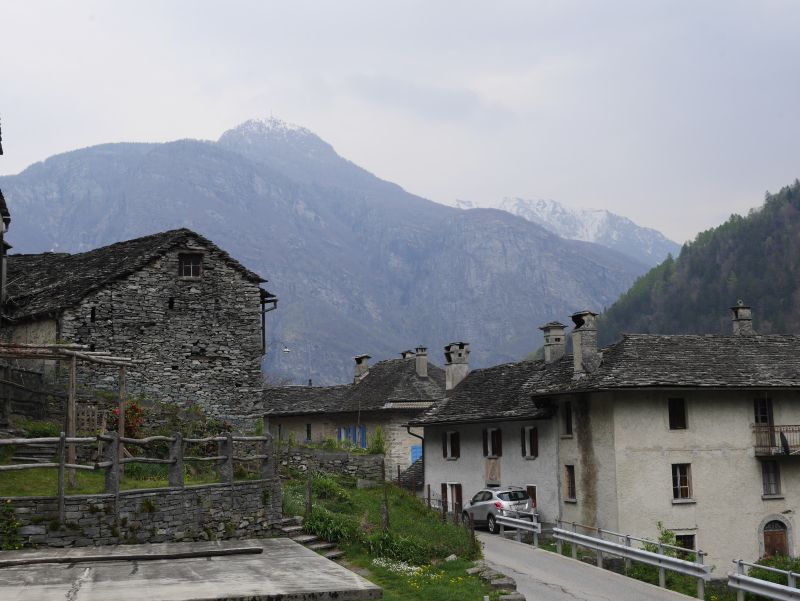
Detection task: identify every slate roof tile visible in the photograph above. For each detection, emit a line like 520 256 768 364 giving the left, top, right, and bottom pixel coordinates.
6 228 266 320
264 358 446 416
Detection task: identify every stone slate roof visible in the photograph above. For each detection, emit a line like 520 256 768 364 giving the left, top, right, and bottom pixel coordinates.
408 360 557 426
530 334 800 395
264 358 446 416
263 385 351 416
6 229 266 321
411 333 800 426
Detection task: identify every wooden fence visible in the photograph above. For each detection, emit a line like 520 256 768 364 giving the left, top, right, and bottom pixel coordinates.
0 432 274 524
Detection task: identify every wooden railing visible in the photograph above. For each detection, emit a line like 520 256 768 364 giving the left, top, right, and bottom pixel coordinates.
0 432 274 524
753 425 800 456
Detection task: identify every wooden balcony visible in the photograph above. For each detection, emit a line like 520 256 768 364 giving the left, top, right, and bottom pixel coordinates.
754 425 800 457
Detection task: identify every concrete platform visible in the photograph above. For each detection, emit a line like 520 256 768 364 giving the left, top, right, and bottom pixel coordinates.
0 538 382 600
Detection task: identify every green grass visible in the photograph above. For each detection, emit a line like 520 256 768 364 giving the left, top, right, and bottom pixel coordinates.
0 466 228 497
345 552 502 601
284 474 497 600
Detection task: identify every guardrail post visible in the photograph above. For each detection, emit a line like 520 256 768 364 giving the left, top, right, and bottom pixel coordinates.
533 528 539 548
736 560 745 601
788 570 796 588
596 529 604 568
499 521 505 536
571 523 578 560
696 551 705 599
658 543 666 588
168 433 184 488
624 535 632 574
57 432 66 525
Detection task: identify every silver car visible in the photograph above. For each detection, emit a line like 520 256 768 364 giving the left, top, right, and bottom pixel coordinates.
462 487 534 534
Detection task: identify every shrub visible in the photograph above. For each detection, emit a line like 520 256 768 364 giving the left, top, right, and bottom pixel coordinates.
313 474 350 502
107 401 145 438
304 508 360 544
16 420 60 438
0 500 22 550
749 555 800 586
321 437 340 451
367 426 387 455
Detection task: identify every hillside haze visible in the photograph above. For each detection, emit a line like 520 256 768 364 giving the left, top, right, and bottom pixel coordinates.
600 181 800 343
2 118 646 384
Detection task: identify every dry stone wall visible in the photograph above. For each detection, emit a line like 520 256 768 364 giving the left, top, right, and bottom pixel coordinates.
279 445 384 481
2 479 282 549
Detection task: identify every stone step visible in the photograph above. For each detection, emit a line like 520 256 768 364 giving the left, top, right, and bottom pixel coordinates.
292 534 318 545
280 516 303 527
324 549 344 561
281 525 304 536
489 576 517 591
308 541 336 552
499 593 526 601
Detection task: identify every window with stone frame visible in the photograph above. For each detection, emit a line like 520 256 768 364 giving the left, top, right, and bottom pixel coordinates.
178 253 203 277
671 463 692 499
674 534 696 559
564 465 576 501
761 460 781 496
668 398 687 430
482 427 502 457
441 430 460 459
521 426 538 458
562 401 573 436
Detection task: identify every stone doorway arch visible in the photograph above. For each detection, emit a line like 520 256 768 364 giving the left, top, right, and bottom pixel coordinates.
758 515 793 558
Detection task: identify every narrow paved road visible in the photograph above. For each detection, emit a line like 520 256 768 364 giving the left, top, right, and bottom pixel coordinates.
478 532 693 601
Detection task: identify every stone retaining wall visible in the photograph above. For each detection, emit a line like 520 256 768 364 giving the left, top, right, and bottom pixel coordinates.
278 445 384 480
1 479 282 549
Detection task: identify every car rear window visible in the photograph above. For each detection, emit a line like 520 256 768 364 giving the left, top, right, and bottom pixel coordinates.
498 491 528 501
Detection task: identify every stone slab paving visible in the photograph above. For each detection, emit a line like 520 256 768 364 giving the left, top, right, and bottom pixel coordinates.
0 538 382 601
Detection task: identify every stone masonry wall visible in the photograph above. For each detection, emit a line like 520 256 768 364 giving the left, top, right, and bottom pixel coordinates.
279 445 384 481
54 237 265 426
2 479 282 549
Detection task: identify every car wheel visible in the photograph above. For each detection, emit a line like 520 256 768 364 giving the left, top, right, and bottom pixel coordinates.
461 512 470 525
487 514 497 534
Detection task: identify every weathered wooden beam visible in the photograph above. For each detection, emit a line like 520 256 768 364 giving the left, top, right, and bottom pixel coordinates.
67 356 76 488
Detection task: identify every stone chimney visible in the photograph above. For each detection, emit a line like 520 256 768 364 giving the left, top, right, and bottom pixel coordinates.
415 346 428 378
539 321 567 364
571 311 600 377
354 354 371 384
731 300 754 335
444 342 469 391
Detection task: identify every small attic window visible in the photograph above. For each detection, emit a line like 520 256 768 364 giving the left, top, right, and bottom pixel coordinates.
178 253 203 277
90 307 96 323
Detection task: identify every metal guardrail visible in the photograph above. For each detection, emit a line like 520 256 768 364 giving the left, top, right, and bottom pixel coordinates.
553 526 711 599
496 514 542 547
728 559 800 601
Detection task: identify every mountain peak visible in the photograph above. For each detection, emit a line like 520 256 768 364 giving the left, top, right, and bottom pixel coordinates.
230 117 311 138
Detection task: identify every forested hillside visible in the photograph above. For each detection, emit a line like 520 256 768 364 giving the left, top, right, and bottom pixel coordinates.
600 180 800 344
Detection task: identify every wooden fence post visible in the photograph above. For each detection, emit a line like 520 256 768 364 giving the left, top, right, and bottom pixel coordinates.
426 484 431 509
304 469 313 518
67 356 76 488
218 433 233 484
260 434 273 480
103 432 120 520
118 366 126 478
168 433 184 488
57 432 66 525
381 458 389 532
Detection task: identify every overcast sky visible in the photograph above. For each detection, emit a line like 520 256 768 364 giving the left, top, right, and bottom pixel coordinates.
2 1 799 242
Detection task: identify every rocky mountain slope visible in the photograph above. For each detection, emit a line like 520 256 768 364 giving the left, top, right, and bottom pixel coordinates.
459 197 680 267
599 180 800 343
2 118 646 383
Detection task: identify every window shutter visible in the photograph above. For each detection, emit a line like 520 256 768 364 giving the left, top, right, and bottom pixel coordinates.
452 432 460 458
442 432 448 458
482 429 489 457
493 429 503 457
521 427 526 456
441 483 448 512
531 427 538 458
454 484 463 514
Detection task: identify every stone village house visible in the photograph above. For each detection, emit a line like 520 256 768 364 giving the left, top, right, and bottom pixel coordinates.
263 344 470 479
411 306 800 573
1 228 277 427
